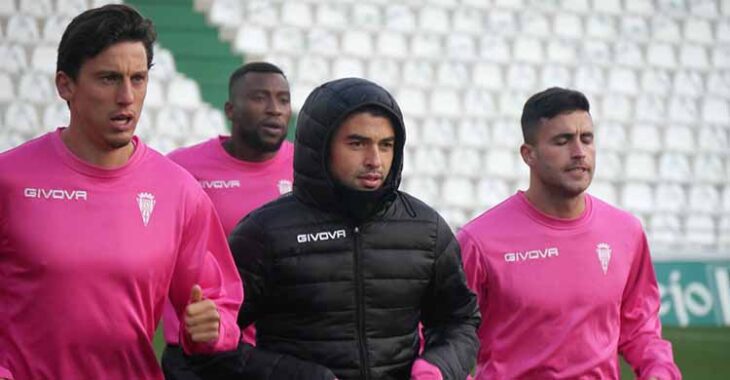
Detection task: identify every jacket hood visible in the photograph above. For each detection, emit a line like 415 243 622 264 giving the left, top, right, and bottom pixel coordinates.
293 77 406 216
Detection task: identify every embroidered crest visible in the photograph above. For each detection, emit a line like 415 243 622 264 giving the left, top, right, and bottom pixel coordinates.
596 243 612 274
277 179 293 194
136 192 156 227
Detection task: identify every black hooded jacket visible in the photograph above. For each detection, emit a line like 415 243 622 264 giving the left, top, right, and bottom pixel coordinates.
228 78 480 380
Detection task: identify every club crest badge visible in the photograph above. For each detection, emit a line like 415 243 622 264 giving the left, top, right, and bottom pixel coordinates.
137 192 156 227
277 179 293 195
596 243 612 274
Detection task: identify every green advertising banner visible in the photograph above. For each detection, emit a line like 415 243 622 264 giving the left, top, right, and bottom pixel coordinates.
655 261 730 327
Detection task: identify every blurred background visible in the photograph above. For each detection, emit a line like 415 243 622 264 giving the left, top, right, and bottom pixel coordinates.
1 0 728 377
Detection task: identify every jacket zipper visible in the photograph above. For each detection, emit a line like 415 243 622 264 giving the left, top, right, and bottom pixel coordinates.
353 226 370 380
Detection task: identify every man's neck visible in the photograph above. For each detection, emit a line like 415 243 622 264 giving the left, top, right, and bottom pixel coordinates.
222 138 276 162
524 186 586 220
61 127 134 168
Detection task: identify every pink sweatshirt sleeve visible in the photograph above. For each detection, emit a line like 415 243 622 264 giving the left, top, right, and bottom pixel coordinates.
0 366 13 379
170 191 243 354
411 358 443 380
619 232 681 380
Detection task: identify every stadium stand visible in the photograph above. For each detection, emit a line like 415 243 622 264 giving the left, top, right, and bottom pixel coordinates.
0 0 728 258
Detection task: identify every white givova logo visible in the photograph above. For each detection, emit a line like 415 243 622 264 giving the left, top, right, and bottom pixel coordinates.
24 187 87 201
200 180 240 189
277 179 292 194
136 192 155 227
297 229 346 243
596 243 612 274
504 247 559 263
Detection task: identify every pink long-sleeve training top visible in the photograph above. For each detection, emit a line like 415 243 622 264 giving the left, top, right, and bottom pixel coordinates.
458 192 681 380
0 129 243 380
163 136 294 346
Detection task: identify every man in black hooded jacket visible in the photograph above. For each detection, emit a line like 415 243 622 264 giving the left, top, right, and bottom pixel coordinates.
227 78 480 380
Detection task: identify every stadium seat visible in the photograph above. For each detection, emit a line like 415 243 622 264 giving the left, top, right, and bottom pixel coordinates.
281 2 312 28
620 16 650 41
684 18 714 43
486 149 518 179
31 44 56 74
316 3 347 29
594 152 623 180
384 4 416 32
167 76 202 109
208 0 243 29
376 32 407 59
621 183 654 213
233 25 269 56
0 0 16 15
673 70 705 97
352 3 381 29
456 119 490 148
649 213 682 246
697 127 728 152
664 126 695 152
513 37 544 63
18 72 54 105
625 152 657 181
472 63 504 90
401 177 440 205
647 43 677 68
694 154 726 183
19 0 52 17
553 13 583 39
589 181 618 206
652 16 682 42
702 97 730 124
608 67 639 95
540 65 572 88
437 63 470 88
453 7 482 34
0 73 15 102
476 178 511 209
668 96 699 123
443 177 476 208
366 59 399 88
6 14 40 43
420 118 455 147
42 102 69 129
655 183 687 212
614 41 644 67
42 15 71 44
5 101 40 133
56 0 91 17
332 57 364 79
506 64 538 90
630 125 661 152
658 153 692 182
689 184 721 214
707 71 730 97
479 36 511 62
448 148 481 177
680 45 710 69
641 69 672 94
685 214 716 246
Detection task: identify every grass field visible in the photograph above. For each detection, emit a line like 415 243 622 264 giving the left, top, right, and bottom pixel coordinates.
621 327 730 379
154 326 730 378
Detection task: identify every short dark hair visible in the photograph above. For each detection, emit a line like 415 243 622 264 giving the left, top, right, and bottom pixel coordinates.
228 62 286 99
57 4 156 80
520 87 590 144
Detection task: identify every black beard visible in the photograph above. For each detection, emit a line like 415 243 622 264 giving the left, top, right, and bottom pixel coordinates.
240 129 285 153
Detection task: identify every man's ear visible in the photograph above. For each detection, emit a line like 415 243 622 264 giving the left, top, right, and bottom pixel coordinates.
520 143 536 167
56 71 75 102
224 100 234 121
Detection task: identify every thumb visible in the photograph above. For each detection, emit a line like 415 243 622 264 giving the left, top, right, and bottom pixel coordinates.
190 284 203 303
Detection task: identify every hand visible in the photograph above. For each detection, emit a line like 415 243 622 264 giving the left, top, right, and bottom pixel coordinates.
184 284 220 343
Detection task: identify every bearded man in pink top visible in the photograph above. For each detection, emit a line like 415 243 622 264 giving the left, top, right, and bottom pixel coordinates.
161 62 294 380
0 5 242 380
458 87 681 380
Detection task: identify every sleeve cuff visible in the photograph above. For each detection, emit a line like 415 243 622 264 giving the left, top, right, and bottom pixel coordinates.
411 358 443 380
0 366 14 379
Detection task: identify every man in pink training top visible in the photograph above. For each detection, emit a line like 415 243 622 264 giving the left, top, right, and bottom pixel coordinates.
458 87 681 379
0 5 242 380
161 62 293 380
